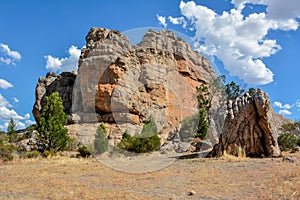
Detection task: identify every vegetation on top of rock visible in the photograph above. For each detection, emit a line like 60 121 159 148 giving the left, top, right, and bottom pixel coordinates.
117 116 161 153
36 92 69 153
224 81 245 101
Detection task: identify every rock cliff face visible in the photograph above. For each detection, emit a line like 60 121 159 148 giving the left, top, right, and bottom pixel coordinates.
32 27 283 156
33 27 217 146
208 89 281 158
32 72 76 122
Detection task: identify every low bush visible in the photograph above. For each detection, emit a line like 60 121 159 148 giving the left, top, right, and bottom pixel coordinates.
117 116 161 153
0 142 16 161
23 150 41 159
42 149 56 158
78 145 95 158
278 133 300 151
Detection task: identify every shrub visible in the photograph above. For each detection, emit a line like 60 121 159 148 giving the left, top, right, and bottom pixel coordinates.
117 116 161 153
278 133 299 151
179 114 199 141
67 137 80 151
78 145 94 158
37 92 69 153
179 109 209 141
94 123 108 154
42 149 56 158
23 150 41 159
0 142 16 161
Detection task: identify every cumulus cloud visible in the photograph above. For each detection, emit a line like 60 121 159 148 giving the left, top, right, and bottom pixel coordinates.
12 97 19 103
0 106 25 121
167 0 300 85
0 79 13 89
274 101 293 110
274 100 295 116
279 109 292 116
0 93 33 130
157 15 167 28
0 93 12 108
25 119 35 125
0 43 21 65
45 45 81 73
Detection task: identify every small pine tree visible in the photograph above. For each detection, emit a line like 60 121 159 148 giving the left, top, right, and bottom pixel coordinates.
7 118 18 142
37 92 69 152
225 81 245 100
94 123 108 154
7 118 16 136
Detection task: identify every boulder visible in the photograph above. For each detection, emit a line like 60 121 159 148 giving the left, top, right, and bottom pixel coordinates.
32 71 77 122
208 89 281 158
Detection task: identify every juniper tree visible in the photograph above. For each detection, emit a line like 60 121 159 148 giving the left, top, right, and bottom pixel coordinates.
94 123 108 154
37 92 69 152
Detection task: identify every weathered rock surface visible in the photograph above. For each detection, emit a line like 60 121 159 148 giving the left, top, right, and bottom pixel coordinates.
71 28 217 145
208 89 281 158
32 27 285 156
32 72 76 122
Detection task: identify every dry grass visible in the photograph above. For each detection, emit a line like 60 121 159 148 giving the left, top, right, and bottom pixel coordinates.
0 152 299 200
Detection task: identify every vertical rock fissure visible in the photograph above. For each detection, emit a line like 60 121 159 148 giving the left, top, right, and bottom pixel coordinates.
252 99 269 157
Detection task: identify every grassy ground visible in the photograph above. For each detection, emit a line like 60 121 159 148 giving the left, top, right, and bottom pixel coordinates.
0 152 299 200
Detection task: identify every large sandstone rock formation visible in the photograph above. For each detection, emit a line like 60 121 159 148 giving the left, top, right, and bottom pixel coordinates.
32 27 283 156
208 89 281 158
33 28 217 146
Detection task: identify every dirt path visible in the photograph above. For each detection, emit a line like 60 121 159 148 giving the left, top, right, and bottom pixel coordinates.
0 152 299 200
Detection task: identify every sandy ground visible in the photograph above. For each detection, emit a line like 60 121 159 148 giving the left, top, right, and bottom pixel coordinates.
0 151 299 200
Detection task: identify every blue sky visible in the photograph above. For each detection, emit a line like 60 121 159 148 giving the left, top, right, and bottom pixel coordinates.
0 0 300 130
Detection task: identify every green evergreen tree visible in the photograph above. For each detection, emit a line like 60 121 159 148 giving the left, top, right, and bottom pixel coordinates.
94 123 108 154
225 81 245 100
37 92 69 152
7 118 16 136
7 118 18 143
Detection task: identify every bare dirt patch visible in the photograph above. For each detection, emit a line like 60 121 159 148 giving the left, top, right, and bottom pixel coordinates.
0 152 299 200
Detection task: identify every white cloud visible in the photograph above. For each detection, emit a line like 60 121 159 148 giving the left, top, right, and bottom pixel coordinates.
231 0 300 21
24 113 30 119
0 93 12 108
0 79 13 89
279 109 292 116
45 45 81 73
274 101 293 109
0 94 32 131
12 97 19 103
168 16 189 29
16 121 26 130
0 106 25 121
25 119 35 125
157 15 167 28
0 43 21 65
274 100 297 116
168 0 300 85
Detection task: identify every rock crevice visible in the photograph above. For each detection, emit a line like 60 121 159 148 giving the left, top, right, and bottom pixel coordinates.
208 89 281 158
